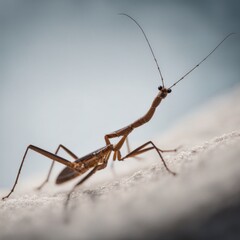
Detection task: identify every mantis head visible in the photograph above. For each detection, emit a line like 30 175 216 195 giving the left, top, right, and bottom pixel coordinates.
158 85 172 98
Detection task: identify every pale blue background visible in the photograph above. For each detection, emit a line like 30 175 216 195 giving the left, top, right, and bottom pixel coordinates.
1 0 239 188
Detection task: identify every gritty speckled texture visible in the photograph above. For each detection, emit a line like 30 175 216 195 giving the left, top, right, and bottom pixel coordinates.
1 86 240 240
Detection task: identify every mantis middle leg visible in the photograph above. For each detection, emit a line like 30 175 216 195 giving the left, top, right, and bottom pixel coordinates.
121 141 177 175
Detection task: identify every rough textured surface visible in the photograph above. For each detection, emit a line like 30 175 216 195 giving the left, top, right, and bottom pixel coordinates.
1 86 240 240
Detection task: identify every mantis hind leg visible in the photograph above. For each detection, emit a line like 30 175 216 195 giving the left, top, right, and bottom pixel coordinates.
64 165 102 208
2 145 74 200
64 149 111 207
36 145 78 190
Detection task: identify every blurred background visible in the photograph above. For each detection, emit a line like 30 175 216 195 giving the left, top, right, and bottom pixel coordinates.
0 0 239 189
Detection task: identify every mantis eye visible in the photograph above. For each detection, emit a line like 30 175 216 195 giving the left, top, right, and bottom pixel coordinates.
167 89 172 93
158 86 163 90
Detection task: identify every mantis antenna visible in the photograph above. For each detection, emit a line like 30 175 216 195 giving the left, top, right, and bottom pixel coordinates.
119 13 165 87
169 32 236 89
120 13 235 90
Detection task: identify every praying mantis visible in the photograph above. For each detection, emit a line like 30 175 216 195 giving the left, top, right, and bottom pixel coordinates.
2 13 235 204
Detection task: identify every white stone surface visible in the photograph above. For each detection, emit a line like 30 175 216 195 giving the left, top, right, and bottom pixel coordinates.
1 86 240 240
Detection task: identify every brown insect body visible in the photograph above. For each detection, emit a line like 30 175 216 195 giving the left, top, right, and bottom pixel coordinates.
57 88 169 184
105 87 170 150
56 145 113 184
108 88 168 134
125 87 169 128
1 14 234 204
